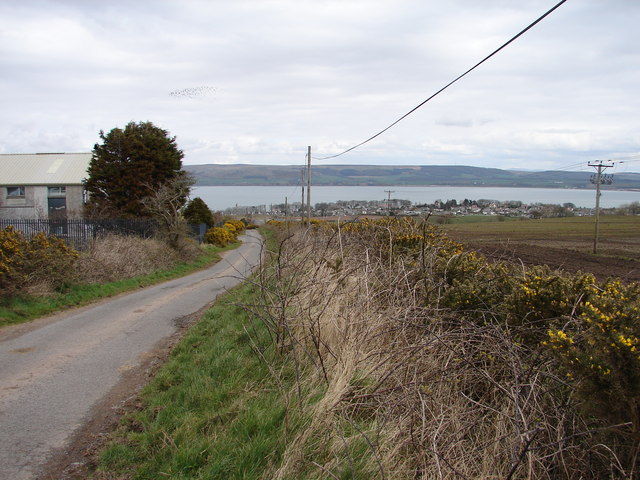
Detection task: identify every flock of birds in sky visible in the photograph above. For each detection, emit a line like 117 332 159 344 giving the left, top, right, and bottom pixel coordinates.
169 86 216 99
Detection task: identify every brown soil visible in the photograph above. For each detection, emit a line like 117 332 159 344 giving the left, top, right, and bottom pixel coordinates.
458 241 640 283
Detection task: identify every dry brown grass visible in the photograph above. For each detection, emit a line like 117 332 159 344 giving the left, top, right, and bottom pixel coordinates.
248 223 632 479
74 234 186 284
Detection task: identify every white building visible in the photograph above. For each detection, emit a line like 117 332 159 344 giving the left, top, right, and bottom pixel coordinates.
0 153 91 220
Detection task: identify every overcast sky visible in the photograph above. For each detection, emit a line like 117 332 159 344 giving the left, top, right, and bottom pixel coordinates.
1 0 639 174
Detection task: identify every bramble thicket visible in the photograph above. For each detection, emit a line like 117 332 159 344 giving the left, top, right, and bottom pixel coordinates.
253 217 640 478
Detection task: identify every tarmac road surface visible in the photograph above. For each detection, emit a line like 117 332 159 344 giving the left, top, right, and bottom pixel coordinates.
0 230 263 480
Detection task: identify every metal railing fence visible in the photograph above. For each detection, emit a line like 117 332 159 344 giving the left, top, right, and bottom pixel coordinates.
0 218 157 250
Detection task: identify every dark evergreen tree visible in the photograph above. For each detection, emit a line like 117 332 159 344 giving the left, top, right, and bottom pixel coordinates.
183 197 215 227
84 121 186 218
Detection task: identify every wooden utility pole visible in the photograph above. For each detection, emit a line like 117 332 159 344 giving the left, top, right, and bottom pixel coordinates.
284 196 290 233
307 146 311 226
589 160 614 254
301 169 305 224
385 190 395 216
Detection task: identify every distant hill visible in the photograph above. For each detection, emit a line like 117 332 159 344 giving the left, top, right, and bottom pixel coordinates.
184 164 640 190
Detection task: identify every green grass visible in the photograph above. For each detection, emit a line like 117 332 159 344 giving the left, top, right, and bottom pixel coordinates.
91 221 640 479
97 280 298 480
97 226 381 479
0 243 236 328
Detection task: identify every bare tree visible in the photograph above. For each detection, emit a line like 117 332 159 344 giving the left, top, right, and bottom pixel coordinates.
141 173 194 250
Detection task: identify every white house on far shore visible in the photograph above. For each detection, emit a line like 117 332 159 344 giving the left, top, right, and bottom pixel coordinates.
0 153 92 220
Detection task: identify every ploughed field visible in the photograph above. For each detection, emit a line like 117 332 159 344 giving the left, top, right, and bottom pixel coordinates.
442 215 640 283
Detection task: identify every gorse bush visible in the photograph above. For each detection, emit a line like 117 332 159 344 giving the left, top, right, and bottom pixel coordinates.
0 226 22 277
222 222 238 238
204 227 234 247
204 218 246 247
547 279 640 440
255 218 640 478
0 226 79 297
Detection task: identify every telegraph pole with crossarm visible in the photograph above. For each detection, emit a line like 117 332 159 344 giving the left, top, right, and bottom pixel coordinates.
589 160 614 254
385 190 395 216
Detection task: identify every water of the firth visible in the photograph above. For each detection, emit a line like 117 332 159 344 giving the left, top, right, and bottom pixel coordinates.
192 185 639 211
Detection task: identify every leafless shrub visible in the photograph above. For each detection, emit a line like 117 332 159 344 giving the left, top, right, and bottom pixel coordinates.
246 223 632 479
74 234 181 284
141 173 196 253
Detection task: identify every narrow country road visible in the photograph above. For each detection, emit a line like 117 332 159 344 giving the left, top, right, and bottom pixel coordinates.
0 230 263 480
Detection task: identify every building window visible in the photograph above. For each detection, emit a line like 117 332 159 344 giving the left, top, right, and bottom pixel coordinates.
7 186 25 197
48 186 66 197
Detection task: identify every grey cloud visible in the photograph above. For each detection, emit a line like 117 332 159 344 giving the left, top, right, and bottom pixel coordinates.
0 0 638 170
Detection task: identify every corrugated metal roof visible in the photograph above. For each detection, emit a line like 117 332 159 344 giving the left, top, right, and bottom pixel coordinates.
0 153 91 185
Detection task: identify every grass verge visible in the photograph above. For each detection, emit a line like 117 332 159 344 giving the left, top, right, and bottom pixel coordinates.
94 221 640 478
0 243 237 328
96 279 297 480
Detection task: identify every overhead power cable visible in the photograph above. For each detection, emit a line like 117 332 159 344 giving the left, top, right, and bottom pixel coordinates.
611 153 640 163
315 0 568 160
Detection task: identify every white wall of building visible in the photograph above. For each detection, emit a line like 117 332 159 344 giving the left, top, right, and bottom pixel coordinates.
0 185 85 220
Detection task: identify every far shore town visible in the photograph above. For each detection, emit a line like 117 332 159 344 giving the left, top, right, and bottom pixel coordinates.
222 197 639 219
